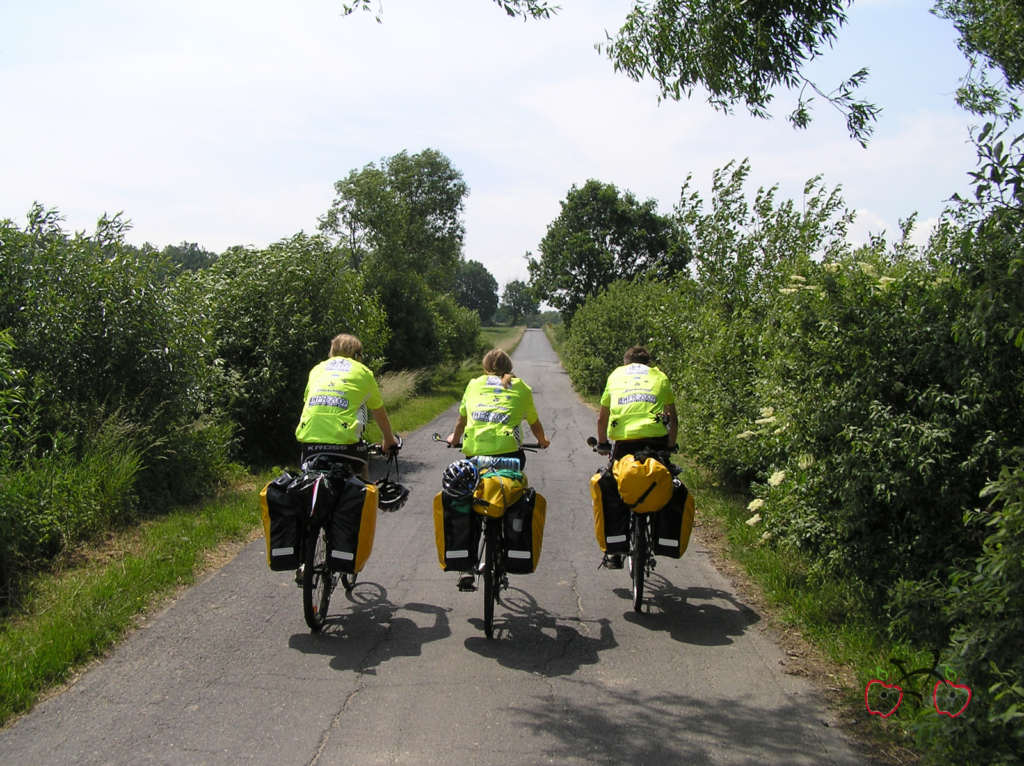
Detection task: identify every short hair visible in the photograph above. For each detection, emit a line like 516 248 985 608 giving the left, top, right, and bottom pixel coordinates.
624 346 651 364
330 333 363 359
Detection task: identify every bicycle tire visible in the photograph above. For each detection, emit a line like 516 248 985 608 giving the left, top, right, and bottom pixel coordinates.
483 520 497 639
630 513 646 613
302 525 331 632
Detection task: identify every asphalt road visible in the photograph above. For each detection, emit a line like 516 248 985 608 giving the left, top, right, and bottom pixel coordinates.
0 329 876 765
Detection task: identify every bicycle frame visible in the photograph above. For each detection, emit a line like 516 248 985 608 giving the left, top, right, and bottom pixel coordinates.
298 439 397 633
587 435 664 612
434 433 538 639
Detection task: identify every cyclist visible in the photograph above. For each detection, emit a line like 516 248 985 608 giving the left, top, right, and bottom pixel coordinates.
445 348 550 589
295 333 398 482
595 345 677 568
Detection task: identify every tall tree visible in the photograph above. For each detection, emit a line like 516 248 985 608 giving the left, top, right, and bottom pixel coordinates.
320 148 467 291
161 241 218 272
527 179 686 326
319 148 469 367
501 279 539 325
454 259 499 323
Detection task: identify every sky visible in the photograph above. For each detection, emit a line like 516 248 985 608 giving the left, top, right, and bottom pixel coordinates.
0 0 979 291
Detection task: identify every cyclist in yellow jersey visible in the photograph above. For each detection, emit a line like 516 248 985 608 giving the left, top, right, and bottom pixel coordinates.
595 345 677 569
296 333 398 480
446 349 550 463
596 345 677 459
445 348 548 589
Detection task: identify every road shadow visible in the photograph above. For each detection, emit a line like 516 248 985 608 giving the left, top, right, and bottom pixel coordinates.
288 581 450 674
463 586 617 676
613 574 761 646
510 679 872 765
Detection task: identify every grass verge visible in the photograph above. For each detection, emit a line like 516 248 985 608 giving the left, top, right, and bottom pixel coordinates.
0 326 528 728
0 483 258 726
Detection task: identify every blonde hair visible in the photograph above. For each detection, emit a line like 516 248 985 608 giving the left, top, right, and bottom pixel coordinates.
330 333 363 359
482 348 514 388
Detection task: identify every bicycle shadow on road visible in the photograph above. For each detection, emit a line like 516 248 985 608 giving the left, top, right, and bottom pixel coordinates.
614 574 760 646
509 679 869 765
463 586 618 676
288 581 451 674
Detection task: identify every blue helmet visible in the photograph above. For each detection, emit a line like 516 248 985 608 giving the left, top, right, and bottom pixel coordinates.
442 459 479 499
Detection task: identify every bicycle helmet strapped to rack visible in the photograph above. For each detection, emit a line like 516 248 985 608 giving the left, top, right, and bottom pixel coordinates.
442 459 479 499
375 478 410 511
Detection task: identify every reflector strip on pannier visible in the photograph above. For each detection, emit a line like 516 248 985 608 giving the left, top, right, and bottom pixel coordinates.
658 538 678 547
331 550 354 561
507 550 531 559
607 534 627 544
446 550 470 559
271 547 295 556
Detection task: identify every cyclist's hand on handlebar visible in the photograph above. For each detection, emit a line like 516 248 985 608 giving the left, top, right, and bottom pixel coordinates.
382 434 400 456
444 432 458 448
536 436 550 449
596 441 612 455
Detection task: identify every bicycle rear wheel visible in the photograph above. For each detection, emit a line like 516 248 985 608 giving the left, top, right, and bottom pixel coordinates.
302 525 332 632
482 520 498 639
630 513 646 613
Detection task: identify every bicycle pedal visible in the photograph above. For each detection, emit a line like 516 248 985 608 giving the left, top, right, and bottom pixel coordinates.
457 574 477 592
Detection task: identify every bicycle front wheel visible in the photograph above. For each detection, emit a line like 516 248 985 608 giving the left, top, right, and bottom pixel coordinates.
482 520 498 639
302 525 332 632
630 513 647 613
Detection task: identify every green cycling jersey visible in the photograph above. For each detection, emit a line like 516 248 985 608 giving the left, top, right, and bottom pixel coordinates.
459 374 539 456
600 363 675 441
295 356 383 445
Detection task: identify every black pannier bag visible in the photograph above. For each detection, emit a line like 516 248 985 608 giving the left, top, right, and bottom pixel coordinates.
651 479 696 558
432 491 480 572
260 470 301 570
590 468 629 554
325 474 378 574
502 487 547 574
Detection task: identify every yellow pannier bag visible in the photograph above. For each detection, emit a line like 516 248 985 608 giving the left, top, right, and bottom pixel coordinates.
612 453 674 513
472 469 528 518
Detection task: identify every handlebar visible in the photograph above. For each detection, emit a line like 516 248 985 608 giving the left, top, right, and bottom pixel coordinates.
432 432 542 451
586 435 679 454
368 433 403 457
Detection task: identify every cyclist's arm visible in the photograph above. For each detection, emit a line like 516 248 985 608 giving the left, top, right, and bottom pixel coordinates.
597 405 610 444
528 419 550 448
447 413 468 446
664 403 678 447
371 406 398 452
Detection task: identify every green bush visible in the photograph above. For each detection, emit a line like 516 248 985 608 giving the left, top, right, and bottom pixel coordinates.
430 293 480 362
0 208 216 442
932 453 1024 764
0 207 233 517
0 415 144 607
562 279 681 395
